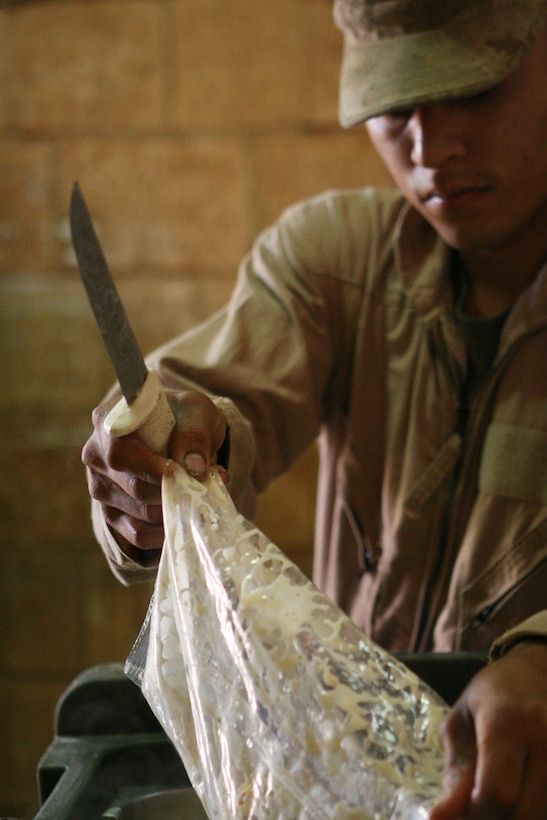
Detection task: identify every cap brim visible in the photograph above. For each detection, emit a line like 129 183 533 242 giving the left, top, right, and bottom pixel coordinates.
338 20 541 126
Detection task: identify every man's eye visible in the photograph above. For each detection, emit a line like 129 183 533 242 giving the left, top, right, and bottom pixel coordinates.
386 109 411 120
380 109 412 125
367 110 411 138
466 82 502 104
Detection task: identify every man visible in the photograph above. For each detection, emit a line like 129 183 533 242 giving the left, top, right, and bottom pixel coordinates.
82 0 547 816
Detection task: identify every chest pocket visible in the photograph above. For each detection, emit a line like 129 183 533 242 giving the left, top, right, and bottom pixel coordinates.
479 423 547 504
458 423 547 650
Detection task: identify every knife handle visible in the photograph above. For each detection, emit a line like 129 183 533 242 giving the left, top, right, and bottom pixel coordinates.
104 369 176 456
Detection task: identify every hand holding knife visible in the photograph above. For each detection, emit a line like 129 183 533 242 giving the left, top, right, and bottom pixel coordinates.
70 182 176 456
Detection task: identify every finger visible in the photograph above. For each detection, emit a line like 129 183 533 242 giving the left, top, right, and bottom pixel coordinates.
170 391 227 477
213 465 230 485
429 708 476 819
83 430 167 496
468 692 547 818
103 505 165 554
84 404 168 485
183 451 209 478
109 528 163 568
104 433 168 485
86 468 163 513
467 706 525 815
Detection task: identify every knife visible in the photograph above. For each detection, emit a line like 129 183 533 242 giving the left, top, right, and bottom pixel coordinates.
70 181 176 455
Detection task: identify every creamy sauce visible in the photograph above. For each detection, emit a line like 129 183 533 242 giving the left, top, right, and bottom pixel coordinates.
140 466 447 819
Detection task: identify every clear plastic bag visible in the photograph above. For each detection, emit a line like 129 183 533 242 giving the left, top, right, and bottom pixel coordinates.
126 464 448 819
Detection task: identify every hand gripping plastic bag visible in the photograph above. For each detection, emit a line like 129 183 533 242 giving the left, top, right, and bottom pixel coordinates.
126 464 448 819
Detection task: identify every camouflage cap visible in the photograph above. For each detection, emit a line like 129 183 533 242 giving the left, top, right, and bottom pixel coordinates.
334 0 547 126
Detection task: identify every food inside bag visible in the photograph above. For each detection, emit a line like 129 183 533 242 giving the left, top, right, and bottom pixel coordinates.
126 464 448 819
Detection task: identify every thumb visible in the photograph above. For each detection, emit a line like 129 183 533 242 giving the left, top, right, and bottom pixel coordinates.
429 707 476 819
169 391 227 478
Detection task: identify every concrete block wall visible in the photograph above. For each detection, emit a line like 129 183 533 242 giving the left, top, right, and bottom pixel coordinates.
0 0 393 814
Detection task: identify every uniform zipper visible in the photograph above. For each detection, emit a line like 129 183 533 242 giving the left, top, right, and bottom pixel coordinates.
413 317 464 649
342 491 378 575
418 332 527 649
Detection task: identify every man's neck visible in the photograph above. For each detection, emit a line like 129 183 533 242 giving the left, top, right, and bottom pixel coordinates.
459 242 547 319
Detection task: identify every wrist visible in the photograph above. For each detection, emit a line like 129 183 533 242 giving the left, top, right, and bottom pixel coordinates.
504 637 547 674
490 612 547 660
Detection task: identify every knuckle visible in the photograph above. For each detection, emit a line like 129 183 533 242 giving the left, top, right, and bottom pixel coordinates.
138 502 163 526
103 437 126 471
124 474 161 510
176 390 218 428
125 472 142 499
180 429 211 450
181 389 211 408
91 399 117 428
102 505 123 534
81 439 93 467
125 517 162 549
91 405 105 427
81 434 105 470
86 470 109 502
440 704 467 742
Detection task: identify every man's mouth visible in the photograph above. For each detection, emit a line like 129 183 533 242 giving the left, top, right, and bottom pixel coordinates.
421 182 492 210
419 170 493 204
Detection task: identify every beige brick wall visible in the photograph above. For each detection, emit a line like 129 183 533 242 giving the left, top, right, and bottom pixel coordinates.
0 0 393 814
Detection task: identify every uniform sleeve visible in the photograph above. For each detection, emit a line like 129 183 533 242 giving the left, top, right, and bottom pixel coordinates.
146 192 364 493
490 611 547 658
91 191 364 584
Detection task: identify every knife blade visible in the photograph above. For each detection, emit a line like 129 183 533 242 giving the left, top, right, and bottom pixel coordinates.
70 182 148 405
70 181 175 454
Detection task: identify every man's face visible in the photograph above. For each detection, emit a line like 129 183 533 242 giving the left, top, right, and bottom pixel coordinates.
365 30 547 262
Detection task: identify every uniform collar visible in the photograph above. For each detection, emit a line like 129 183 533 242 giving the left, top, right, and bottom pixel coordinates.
394 200 547 344
394 200 453 319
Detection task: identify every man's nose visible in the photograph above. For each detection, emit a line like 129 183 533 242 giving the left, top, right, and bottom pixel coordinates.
409 103 467 168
